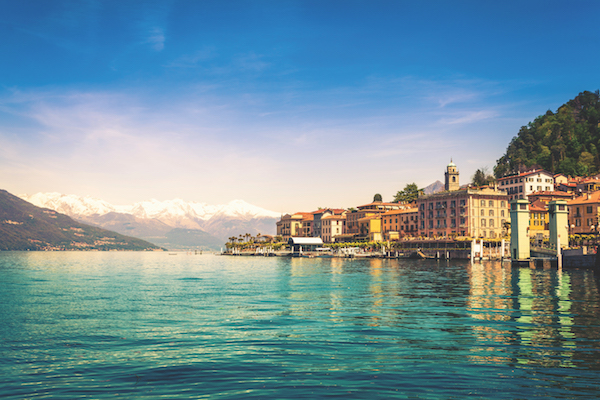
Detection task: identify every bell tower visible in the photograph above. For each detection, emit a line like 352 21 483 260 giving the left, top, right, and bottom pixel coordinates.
444 159 459 191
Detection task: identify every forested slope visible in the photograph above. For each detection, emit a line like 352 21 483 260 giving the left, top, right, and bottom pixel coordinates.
494 90 600 177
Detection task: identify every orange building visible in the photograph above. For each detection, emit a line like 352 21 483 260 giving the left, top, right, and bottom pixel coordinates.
568 191 600 235
381 208 418 240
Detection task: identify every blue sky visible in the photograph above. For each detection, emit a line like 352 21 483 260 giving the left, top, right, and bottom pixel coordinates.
1 0 599 212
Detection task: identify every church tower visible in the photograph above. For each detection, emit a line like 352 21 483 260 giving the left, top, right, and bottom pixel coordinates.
444 160 459 191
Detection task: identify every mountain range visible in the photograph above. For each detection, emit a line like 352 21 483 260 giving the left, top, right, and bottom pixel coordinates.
0 190 161 251
19 193 281 250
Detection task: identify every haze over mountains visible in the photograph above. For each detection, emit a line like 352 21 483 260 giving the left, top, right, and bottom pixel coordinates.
19 193 281 250
0 190 161 251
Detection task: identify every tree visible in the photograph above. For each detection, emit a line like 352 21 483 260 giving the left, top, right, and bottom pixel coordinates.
472 167 495 187
373 193 383 202
393 183 423 203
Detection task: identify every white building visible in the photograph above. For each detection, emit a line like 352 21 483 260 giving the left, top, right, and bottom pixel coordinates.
497 169 554 201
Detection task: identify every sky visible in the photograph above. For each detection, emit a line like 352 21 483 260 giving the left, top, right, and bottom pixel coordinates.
1 0 599 213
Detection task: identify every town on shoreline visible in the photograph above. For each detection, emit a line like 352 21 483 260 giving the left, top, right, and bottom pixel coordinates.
225 160 600 259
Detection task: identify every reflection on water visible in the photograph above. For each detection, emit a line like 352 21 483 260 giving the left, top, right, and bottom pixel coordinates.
1 252 599 399
466 261 600 370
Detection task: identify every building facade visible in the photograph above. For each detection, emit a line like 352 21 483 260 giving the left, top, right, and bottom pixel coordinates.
417 187 509 238
381 208 418 240
321 214 346 243
568 191 600 235
497 169 554 201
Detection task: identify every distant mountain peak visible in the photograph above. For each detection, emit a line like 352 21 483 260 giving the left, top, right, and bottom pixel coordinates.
423 180 444 195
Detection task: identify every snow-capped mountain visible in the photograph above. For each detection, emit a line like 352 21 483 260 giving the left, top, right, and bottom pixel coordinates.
19 193 281 246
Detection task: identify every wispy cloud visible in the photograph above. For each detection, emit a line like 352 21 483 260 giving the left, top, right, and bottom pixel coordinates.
0 73 525 209
146 27 165 51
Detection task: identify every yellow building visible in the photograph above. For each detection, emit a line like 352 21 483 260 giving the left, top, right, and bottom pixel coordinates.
528 199 549 236
357 215 383 242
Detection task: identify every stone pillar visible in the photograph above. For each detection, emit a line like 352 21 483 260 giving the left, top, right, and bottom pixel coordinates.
549 200 569 250
510 199 530 260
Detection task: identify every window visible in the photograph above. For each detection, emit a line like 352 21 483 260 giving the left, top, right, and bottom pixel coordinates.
587 206 593 214
480 200 485 207
481 219 486 227
481 209 485 216
489 210 494 216
501 210 505 217
489 219 494 228
501 201 506 207
489 200 494 207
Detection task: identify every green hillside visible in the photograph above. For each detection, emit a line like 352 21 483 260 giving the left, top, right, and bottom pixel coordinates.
494 90 600 178
0 189 163 251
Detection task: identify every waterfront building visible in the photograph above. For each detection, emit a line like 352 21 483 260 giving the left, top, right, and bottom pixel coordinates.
567 191 600 235
321 213 346 243
276 212 316 240
276 213 304 240
312 208 346 238
497 169 554 201
357 214 383 242
381 208 418 240
418 162 509 239
345 203 391 236
417 187 509 238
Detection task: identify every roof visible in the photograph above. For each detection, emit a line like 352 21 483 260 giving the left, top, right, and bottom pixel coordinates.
321 214 346 220
288 237 324 245
528 190 574 198
498 169 553 181
382 208 418 216
356 201 405 209
529 199 547 212
568 191 600 206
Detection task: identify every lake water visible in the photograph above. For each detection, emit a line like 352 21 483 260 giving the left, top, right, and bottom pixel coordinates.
1 252 600 399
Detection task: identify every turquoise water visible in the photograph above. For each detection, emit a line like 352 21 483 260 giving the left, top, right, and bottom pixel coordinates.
1 252 599 399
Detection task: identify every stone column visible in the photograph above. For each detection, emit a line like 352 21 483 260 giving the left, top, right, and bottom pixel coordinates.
549 200 569 250
510 199 530 260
